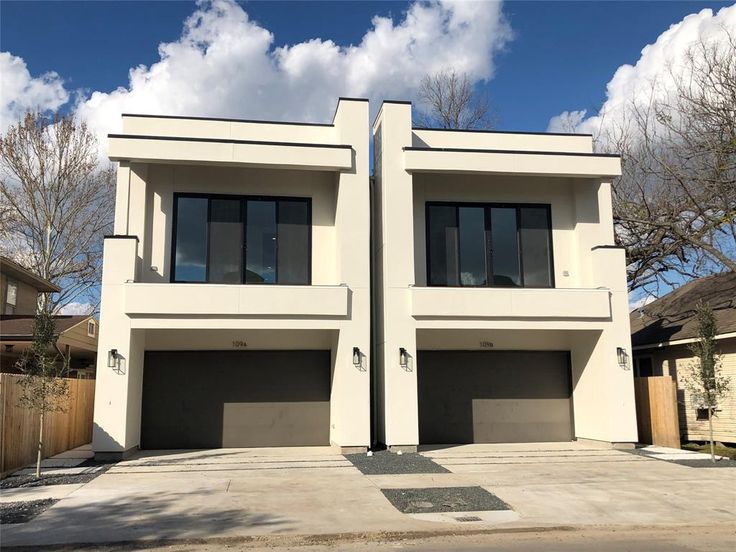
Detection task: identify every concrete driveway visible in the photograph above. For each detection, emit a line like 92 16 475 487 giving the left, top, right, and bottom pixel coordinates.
3 442 735 548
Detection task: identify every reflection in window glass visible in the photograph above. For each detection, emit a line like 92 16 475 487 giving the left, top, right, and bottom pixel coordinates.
428 205 458 286
277 201 309 284
520 207 552 287
245 200 277 283
458 207 487 286
209 199 242 284
174 198 208 282
490 207 520 287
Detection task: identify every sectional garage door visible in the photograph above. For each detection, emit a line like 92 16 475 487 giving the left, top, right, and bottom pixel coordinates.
418 351 573 444
141 350 331 449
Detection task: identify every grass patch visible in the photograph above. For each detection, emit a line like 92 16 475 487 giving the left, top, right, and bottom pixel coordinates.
682 442 736 460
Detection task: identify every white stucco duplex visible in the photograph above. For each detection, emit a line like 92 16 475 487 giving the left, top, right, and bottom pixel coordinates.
93 98 637 459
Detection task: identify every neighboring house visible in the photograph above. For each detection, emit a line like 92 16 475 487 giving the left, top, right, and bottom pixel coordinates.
372 101 636 450
93 98 636 459
0 256 99 378
93 99 370 458
631 272 736 443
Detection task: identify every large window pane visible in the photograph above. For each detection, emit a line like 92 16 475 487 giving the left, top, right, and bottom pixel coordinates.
490 207 520 287
278 200 310 284
245 200 277 283
174 197 208 282
458 207 487 286
428 205 458 286
209 199 242 284
520 207 553 287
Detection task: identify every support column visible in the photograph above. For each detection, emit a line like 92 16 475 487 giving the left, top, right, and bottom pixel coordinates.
92 236 144 459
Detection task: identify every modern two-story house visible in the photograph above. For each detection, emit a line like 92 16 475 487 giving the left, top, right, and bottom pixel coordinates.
372 101 637 450
92 98 371 458
93 98 638 459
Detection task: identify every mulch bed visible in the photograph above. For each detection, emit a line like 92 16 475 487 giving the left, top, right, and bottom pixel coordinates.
345 450 449 475
381 486 511 514
0 499 58 524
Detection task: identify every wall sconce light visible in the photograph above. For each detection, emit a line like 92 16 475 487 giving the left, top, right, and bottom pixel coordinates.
399 347 408 369
353 347 361 367
617 347 629 368
108 349 119 368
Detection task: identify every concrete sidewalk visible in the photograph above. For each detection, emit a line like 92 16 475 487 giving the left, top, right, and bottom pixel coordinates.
2 443 735 548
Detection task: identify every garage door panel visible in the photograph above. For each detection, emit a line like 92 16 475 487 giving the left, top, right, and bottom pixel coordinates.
142 350 330 449
418 351 573 444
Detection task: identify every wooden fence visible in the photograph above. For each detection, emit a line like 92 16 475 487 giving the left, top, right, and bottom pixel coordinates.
634 376 680 449
0 374 95 477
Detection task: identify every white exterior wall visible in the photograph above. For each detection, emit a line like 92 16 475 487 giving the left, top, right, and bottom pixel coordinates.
373 102 638 448
93 99 371 456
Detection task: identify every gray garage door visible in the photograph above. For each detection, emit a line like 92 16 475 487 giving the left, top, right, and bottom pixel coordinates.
418 351 573 444
141 350 331 449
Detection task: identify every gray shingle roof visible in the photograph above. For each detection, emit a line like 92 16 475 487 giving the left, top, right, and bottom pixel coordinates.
630 272 736 347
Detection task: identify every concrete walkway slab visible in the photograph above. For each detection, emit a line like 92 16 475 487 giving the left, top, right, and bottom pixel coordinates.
2 443 735 548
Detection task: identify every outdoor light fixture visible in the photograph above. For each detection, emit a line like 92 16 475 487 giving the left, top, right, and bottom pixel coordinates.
399 347 408 368
108 349 119 369
353 347 361 367
617 347 629 368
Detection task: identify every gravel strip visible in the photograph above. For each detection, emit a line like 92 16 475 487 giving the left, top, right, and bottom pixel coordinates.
344 450 449 474
1 462 115 489
381 486 511 514
0 498 58 524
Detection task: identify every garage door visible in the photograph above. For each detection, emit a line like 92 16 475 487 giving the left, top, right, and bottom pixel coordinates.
141 350 331 449
418 351 573 444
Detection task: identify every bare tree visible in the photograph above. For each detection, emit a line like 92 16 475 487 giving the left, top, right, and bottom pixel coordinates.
682 301 730 463
15 309 70 478
415 69 492 130
601 32 736 293
0 112 115 312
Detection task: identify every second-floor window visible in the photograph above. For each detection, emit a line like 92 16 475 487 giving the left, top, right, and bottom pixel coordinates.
172 194 311 285
426 202 554 288
5 279 17 314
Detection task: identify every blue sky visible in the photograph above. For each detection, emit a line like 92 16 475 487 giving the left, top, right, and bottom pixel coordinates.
1 0 734 311
1 1 733 131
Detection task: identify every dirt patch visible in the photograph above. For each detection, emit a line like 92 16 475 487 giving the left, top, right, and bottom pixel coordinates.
381 486 511 513
0 498 58 524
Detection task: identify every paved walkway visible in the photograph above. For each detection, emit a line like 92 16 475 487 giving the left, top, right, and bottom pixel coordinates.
2 442 735 547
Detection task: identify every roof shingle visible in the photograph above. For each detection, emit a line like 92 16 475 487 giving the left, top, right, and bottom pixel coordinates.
630 272 736 348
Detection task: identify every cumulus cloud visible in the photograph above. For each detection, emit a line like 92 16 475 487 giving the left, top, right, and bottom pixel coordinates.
0 52 68 132
548 5 736 135
2 0 511 147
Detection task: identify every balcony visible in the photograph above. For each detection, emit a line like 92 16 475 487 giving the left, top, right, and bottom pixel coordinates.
124 283 349 318
411 286 611 321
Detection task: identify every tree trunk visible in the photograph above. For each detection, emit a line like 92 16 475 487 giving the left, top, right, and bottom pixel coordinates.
36 411 44 478
708 407 715 463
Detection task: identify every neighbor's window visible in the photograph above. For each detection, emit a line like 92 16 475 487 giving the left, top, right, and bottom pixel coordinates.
172 194 311 285
5 280 18 314
87 320 96 337
427 203 553 288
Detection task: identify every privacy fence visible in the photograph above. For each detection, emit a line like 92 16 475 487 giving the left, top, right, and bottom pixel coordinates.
0 374 95 477
634 376 680 449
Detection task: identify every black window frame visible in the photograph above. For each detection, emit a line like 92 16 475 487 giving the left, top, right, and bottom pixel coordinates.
425 201 555 289
171 192 312 285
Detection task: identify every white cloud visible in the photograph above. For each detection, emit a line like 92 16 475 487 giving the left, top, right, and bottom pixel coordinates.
0 0 510 148
548 5 736 135
629 294 656 312
0 52 68 132
57 301 94 316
